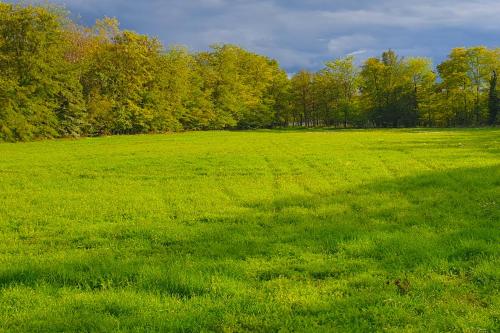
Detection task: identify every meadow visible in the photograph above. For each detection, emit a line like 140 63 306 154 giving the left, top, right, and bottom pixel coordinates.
0 129 499 332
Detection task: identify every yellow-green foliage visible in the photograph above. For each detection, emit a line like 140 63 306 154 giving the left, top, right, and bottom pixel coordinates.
0 4 289 141
0 129 498 331
0 3 83 140
1 2 499 142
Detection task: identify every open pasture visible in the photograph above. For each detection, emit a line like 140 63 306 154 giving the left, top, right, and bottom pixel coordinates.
0 129 499 332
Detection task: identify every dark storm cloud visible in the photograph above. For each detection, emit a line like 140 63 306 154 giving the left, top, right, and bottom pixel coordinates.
11 0 500 72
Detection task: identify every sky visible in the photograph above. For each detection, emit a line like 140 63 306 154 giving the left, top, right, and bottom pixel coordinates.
11 0 500 73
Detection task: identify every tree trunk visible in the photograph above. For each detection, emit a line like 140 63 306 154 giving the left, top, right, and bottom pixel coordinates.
489 70 498 125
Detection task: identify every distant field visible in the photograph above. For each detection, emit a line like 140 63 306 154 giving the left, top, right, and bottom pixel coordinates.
0 129 499 332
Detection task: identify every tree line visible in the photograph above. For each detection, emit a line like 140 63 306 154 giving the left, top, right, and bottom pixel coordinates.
0 3 499 141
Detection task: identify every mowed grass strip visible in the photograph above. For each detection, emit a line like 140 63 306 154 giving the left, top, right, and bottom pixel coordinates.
0 129 499 332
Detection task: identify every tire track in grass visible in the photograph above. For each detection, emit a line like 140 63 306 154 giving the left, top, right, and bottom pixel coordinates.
279 138 337 196
220 136 271 205
263 155 283 199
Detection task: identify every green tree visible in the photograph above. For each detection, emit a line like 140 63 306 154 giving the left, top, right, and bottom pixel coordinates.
360 51 415 127
437 47 499 126
360 51 435 127
466 47 498 124
405 58 436 126
196 44 287 129
159 47 214 130
324 56 359 127
0 3 84 140
489 70 498 125
359 57 386 126
290 70 314 126
81 19 167 135
269 68 291 127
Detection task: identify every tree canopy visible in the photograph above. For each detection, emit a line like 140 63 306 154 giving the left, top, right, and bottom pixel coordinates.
0 3 499 141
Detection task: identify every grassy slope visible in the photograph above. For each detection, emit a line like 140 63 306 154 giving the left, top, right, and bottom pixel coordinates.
0 129 499 332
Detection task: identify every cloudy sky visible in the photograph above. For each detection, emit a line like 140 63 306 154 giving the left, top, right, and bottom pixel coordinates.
13 0 500 72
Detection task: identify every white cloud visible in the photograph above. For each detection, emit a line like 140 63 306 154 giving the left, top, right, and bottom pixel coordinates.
328 35 376 55
347 50 368 56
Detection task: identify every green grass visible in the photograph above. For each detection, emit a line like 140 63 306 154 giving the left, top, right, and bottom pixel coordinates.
0 129 499 332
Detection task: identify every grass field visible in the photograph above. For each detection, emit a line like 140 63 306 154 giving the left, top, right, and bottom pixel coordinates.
0 129 499 332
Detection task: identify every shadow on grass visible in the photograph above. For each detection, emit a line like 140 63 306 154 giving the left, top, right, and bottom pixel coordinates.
0 165 498 295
